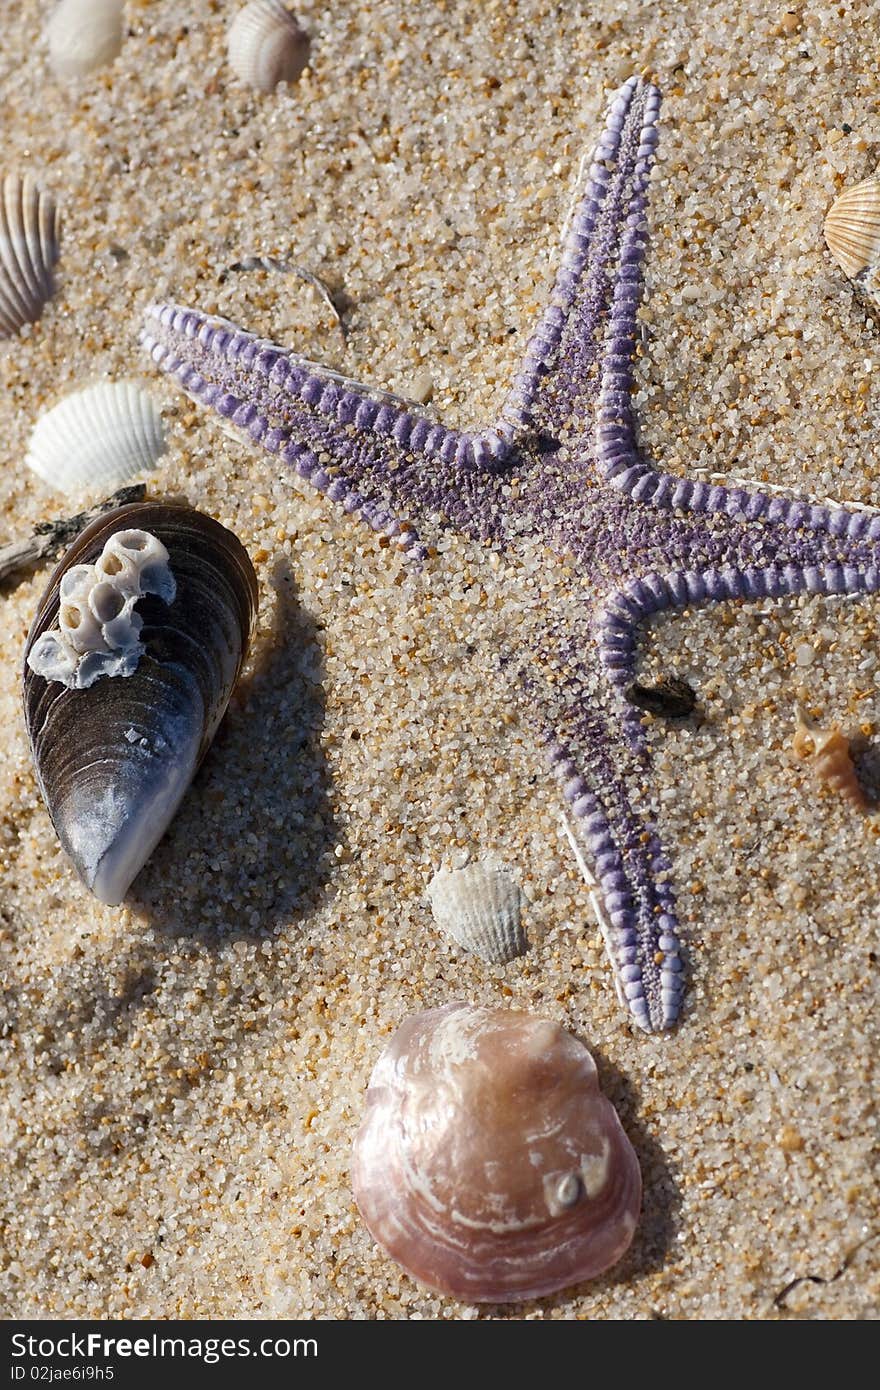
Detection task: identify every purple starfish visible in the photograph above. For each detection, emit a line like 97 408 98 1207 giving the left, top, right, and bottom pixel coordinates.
141 76 880 1034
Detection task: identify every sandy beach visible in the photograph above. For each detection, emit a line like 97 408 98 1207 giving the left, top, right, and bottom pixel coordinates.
0 0 877 1318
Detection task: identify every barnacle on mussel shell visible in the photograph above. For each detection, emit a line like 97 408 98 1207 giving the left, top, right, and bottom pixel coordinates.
22 501 258 904
352 1003 642 1301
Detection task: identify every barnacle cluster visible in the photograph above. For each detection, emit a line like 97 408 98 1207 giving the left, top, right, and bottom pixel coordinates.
26 528 175 690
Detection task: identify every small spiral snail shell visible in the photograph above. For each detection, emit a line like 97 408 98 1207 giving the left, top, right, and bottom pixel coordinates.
792 705 867 810
23 501 258 904
352 1003 642 1302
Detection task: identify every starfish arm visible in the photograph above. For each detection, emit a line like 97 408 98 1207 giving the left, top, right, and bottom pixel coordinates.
597 500 873 711
594 484 880 744
535 670 684 1035
141 303 513 553
496 76 661 452
525 618 686 1035
598 562 878 753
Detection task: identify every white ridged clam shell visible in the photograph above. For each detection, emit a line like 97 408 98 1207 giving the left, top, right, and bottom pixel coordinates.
26 381 166 498
46 0 125 80
427 857 526 963
0 175 61 339
227 0 310 93
824 176 880 299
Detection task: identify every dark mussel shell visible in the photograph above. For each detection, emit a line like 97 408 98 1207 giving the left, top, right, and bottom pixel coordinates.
23 500 258 904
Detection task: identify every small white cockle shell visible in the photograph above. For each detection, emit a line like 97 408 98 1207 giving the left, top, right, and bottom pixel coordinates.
352 1004 642 1301
46 0 125 80
0 174 61 339
427 856 526 963
26 381 166 498
227 0 310 93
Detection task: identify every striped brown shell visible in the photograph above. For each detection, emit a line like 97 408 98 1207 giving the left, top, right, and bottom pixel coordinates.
0 174 61 338
824 176 880 308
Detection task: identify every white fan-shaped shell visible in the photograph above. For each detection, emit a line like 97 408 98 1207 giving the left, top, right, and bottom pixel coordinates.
227 0 310 93
0 175 61 339
26 381 167 498
427 857 526 964
46 0 125 80
824 177 880 283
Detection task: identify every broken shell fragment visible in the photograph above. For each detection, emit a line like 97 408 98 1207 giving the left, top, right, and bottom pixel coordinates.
824 176 880 306
227 1 310 93
0 174 61 339
427 857 526 963
23 502 258 904
352 1003 642 1302
26 381 167 498
46 0 125 80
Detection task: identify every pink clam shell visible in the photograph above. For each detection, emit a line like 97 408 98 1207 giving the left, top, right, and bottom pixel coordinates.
352 1003 642 1302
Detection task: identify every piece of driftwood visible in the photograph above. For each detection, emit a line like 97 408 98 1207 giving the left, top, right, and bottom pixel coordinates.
0 484 147 585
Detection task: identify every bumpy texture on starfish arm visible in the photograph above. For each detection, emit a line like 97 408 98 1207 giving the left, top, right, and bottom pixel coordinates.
141 76 880 1034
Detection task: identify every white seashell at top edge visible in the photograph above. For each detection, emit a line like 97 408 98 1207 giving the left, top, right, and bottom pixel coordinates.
46 0 125 80
0 175 61 339
26 381 167 498
227 0 310 93
427 856 527 964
